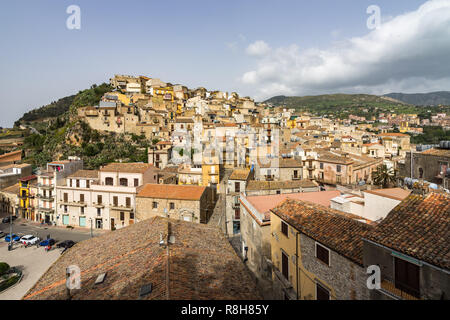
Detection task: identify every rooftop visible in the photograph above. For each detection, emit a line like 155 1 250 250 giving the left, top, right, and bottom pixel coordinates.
364 188 411 201
137 183 207 201
271 199 374 266
421 148 450 158
229 169 250 181
245 190 341 220
366 192 450 270
99 163 155 174
24 217 261 300
67 170 99 179
246 179 318 191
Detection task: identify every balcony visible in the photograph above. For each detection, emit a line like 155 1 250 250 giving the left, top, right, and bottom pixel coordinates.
265 175 275 181
379 280 420 300
37 207 54 214
38 184 54 189
37 194 55 201
292 175 301 180
110 205 133 211
306 165 316 171
59 201 86 207
232 202 240 209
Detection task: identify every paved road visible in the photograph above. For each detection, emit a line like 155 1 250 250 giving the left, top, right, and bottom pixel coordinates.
0 242 60 300
0 218 106 244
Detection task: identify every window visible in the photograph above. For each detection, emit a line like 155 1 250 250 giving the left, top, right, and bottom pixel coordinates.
394 257 420 298
76 180 80 188
152 201 158 209
336 175 341 184
293 170 298 178
97 208 101 216
120 212 125 221
113 196 118 207
281 221 289 237
234 208 240 220
169 202 175 210
337 165 342 173
119 178 128 187
64 193 68 202
281 250 289 280
86 180 90 188
276 190 281 194
97 195 102 204
80 194 84 203
126 197 131 208
105 177 113 186
316 283 330 300
64 205 67 213
320 162 324 169
316 243 330 266
130 212 134 219
235 182 240 193
80 207 84 214
69 179 72 187
134 178 139 187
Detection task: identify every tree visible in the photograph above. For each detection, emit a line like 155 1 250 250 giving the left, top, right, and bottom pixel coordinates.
372 164 397 188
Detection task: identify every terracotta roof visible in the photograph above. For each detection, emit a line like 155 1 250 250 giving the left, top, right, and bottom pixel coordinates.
272 199 374 265
68 170 99 179
245 190 340 218
1 183 20 194
378 133 409 137
421 148 450 158
364 188 411 201
100 163 155 173
229 169 250 181
137 183 207 201
156 141 172 145
24 217 261 300
19 175 37 182
366 193 450 270
246 180 318 191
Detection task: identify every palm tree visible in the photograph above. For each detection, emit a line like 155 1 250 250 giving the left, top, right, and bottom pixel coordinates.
372 164 397 188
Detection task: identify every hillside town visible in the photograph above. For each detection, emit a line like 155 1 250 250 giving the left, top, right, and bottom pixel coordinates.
0 74 448 301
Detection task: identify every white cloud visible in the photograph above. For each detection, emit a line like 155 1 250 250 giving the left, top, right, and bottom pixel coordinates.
245 40 271 56
241 0 450 100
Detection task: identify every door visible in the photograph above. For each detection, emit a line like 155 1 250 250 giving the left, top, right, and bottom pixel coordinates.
111 218 115 230
394 257 420 298
281 250 289 280
316 283 330 300
63 215 69 225
79 216 86 227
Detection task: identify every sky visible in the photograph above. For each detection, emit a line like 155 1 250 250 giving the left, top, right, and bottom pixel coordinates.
0 0 449 127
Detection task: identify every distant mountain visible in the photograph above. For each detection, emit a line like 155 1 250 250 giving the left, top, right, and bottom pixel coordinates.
383 91 450 106
264 93 407 109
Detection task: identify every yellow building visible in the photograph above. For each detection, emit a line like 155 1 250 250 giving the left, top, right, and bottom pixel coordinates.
18 175 37 221
153 86 174 102
270 198 373 300
202 150 220 192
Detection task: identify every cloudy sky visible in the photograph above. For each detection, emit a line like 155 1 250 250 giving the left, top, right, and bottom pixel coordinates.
0 0 449 127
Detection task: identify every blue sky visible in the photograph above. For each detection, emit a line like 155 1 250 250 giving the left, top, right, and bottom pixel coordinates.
0 0 445 127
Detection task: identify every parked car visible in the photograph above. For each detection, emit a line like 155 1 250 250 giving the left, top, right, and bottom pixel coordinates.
0 231 5 238
39 238 56 247
20 235 40 245
56 240 76 249
5 234 21 242
2 216 17 223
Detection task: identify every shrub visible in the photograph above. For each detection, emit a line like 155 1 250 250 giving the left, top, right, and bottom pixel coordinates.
0 263 10 276
0 275 20 292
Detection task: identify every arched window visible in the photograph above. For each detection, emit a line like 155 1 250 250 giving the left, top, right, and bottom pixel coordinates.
105 177 113 186
119 178 128 187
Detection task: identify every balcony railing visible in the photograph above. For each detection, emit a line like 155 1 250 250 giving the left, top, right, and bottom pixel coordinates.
232 202 240 209
379 280 420 300
292 175 301 180
37 194 55 201
38 183 54 189
265 175 274 181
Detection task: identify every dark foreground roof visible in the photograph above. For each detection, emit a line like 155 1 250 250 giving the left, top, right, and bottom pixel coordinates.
271 199 374 266
366 193 450 270
24 217 261 300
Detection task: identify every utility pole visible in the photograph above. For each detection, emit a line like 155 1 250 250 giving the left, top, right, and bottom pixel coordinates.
90 218 93 238
8 208 12 251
